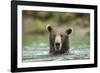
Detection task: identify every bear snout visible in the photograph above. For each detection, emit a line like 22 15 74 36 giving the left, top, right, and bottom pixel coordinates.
55 43 60 46
55 42 60 50
54 35 62 51
54 43 62 51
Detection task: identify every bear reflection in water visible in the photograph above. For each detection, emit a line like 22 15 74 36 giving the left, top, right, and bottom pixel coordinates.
46 24 72 55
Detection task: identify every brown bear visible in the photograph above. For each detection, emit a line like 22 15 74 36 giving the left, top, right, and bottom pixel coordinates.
46 24 72 55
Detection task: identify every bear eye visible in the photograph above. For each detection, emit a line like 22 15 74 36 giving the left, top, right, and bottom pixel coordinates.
60 34 63 37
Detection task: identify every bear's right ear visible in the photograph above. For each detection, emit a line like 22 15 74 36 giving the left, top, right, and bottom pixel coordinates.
66 28 72 35
46 24 52 32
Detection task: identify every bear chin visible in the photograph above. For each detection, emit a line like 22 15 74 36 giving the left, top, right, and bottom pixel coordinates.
55 46 61 51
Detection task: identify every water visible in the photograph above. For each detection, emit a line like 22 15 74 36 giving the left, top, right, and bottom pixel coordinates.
22 34 90 62
22 43 90 62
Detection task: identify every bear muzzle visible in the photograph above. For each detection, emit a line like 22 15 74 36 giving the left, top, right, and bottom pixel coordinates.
54 35 62 51
55 43 60 50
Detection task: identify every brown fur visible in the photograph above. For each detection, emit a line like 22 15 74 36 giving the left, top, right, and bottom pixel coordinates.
47 25 72 55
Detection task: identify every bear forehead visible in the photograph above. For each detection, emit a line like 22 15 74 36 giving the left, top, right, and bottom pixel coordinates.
52 27 66 34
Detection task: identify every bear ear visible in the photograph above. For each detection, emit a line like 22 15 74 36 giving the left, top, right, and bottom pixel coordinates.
46 24 52 32
66 28 72 35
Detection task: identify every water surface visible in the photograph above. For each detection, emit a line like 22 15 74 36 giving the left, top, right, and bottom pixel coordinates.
22 43 90 62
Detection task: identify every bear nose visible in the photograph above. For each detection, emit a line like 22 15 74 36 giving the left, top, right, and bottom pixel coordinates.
55 43 60 46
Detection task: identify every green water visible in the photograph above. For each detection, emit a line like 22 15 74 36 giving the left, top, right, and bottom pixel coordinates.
22 34 90 62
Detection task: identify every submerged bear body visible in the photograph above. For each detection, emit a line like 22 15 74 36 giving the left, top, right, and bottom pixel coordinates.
47 25 72 55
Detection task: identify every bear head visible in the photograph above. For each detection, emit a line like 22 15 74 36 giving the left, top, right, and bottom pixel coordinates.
46 24 72 54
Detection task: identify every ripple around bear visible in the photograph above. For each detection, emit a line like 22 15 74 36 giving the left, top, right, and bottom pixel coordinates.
46 24 72 55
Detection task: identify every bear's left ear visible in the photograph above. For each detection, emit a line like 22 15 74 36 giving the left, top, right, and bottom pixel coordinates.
66 28 72 35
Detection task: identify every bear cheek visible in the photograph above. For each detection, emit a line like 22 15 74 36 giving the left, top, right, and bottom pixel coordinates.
61 35 65 44
50 34 55 44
